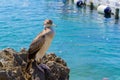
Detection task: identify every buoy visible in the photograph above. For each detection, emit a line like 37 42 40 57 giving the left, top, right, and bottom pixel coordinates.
97 5 111 18
115 8 119 19
74 0 84 7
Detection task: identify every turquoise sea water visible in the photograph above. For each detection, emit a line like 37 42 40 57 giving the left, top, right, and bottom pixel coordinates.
0 0 120 80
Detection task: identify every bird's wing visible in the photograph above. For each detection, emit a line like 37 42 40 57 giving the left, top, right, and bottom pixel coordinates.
28 32 46 60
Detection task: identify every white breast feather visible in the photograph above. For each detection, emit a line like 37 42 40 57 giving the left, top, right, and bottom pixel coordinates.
35 36 53 61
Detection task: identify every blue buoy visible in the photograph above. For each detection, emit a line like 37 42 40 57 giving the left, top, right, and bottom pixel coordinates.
97 5 112 18
104 7 111 14
104 7 111 18
76 0 84 7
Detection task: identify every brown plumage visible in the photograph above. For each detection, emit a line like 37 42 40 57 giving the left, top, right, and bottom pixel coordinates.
27 32 45 60
26 19 55 72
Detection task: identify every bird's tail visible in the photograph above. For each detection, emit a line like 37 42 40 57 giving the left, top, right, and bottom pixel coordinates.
25 51 35 73
25 59 34 73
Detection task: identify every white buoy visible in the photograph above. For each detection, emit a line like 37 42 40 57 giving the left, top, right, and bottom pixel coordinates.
97 5 108 14
97 5 111 18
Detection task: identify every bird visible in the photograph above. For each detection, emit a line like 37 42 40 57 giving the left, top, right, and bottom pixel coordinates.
26 19 55 72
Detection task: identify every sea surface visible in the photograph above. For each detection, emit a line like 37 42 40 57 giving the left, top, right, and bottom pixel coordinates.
0 0 120 80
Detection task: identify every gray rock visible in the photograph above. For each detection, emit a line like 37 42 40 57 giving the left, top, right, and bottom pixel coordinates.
0 48 70 80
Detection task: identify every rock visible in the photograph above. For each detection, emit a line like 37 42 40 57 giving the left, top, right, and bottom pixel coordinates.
42 53 69 80
0 48 70 80
0 62 3 67
0 71 10 80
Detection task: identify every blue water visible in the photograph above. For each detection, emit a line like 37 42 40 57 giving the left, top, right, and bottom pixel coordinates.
0 0 120 80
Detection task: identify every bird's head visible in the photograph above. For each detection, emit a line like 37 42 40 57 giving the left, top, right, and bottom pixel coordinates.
43 19 55 29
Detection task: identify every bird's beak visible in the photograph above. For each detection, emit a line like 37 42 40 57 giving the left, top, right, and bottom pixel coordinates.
52 23 57 27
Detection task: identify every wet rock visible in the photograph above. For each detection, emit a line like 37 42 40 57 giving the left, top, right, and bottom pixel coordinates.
0 48 70 80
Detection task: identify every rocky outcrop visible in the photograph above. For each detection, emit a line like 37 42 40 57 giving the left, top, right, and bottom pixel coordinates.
0 48 70 80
